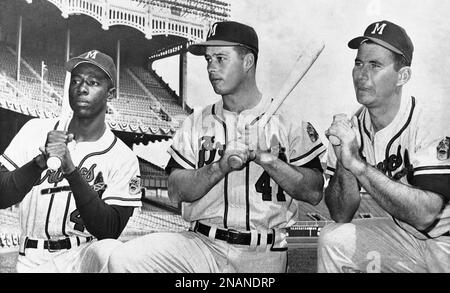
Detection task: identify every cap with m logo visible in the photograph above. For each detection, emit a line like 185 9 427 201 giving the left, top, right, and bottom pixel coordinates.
188 21 259 56
208 22 219 38
348 20 414 65
65 50 117 88
85 50 99 59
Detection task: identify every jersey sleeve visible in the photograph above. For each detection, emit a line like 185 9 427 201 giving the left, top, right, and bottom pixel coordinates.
410 136 450 200
101 152 142 208
407 135 450 238
324 141 337 177
167 114 197 170
0 118 43 170
289 121 326 167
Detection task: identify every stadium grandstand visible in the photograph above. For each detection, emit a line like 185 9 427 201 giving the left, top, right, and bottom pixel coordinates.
0 0 389 273
0 0 228 271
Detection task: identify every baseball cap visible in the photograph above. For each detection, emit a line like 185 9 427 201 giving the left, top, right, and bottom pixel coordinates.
348 20 414 64
65 50 117 88
188 21 259 56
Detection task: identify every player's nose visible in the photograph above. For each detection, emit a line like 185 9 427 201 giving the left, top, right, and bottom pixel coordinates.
353 65 369 81
207 61 218 74
77 80 89 95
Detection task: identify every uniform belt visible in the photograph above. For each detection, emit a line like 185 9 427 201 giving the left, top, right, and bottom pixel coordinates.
22 236 93 253
194 222 273 245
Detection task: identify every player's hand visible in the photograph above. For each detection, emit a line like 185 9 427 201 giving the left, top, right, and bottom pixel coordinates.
43 131 76 174
33 153 48 170
242 124 277 166
219 139 253 173
325 114 363 172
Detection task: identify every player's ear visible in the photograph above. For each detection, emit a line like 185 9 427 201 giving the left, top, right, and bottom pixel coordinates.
397 66 411 86
107 87 116 101
243 53 255 72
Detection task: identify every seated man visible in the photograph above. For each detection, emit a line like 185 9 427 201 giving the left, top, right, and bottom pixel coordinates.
108 21 325 273
319 20 450 273
0 50 142 272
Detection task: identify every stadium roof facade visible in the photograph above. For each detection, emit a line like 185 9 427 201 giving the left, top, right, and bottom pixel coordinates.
0 0 231 146
41 0 230 42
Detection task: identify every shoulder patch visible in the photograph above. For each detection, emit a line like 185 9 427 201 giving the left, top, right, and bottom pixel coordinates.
437 137 450 161
306 122 319 143
129 176 141 195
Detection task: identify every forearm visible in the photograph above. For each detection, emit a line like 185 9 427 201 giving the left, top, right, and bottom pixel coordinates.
324 161 361 222
168 162 226 203
0 159 44 209
65 169 132 239
352 161 444 230
261 159 324 205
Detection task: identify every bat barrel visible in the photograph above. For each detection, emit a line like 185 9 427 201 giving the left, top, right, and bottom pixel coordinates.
260 40 325 128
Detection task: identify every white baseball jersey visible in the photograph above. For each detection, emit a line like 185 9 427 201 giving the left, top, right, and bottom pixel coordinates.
168 96 326 231
0 118 142 240
325 96 450 238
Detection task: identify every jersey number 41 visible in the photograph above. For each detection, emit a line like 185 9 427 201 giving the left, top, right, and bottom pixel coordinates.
255 150 287 202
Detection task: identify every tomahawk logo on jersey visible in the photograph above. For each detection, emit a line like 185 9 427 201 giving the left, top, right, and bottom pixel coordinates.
0 118 142 240
167 97 326 233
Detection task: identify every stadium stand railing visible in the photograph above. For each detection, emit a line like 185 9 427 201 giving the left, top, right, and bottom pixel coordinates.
129 66 189 120
0 42 183 134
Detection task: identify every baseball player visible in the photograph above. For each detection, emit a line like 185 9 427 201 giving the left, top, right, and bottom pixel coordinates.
319 20 450 273
108 21 326 273
0 50 142 272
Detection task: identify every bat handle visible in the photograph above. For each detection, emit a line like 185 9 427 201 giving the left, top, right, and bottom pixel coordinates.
228 155 244 170
47 156 61 171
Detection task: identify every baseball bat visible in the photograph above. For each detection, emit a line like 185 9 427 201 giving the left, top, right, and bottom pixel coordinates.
47 71 73 171
228 40 326 170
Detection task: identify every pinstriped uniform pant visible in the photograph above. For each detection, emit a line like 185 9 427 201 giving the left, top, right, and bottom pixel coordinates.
107 230 287 273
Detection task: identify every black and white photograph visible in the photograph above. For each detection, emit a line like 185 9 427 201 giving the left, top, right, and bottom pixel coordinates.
0 0 449 279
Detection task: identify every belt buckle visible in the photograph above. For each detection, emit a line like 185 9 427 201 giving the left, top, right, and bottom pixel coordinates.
226 229 241 244
47 239 61 253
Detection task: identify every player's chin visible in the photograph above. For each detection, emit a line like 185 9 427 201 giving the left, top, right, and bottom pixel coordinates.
211 85 223 94
355 92 374 105
72 108 95 119
210 82 227 94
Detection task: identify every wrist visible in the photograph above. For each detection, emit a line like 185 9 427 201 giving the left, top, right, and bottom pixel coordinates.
214 160 229 177
62 164 77 176
348 158 366 177
33 155 47 171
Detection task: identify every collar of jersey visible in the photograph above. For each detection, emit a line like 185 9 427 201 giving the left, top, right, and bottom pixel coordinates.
72 123 113 150
218 95 270 118
363 95 412 141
